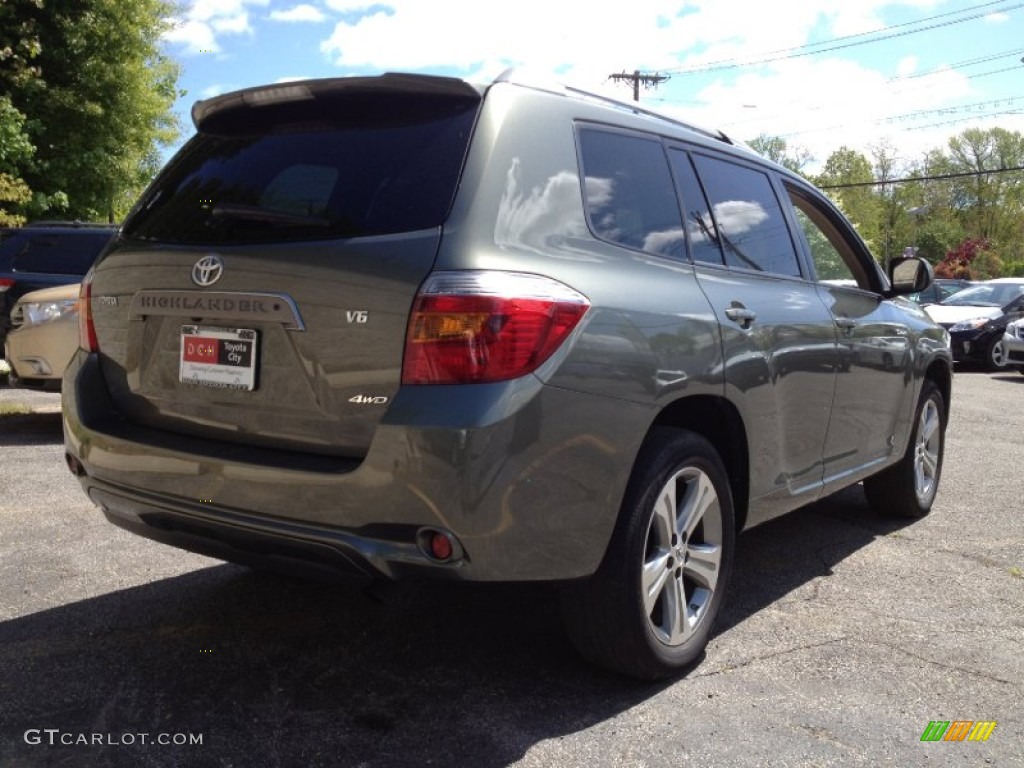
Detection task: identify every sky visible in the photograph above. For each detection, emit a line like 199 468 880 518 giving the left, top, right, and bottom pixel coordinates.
160 0 1024 172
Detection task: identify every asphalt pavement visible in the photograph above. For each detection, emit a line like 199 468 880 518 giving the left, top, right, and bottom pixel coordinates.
0 371 1021 767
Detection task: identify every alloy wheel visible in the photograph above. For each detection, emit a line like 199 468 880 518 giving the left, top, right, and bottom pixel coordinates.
914 397 942 506
990 339 1007 368
642 467 723 646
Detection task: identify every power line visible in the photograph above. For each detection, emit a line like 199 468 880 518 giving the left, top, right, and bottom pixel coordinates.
666 0 1023 75
884 96 1024 123
777 96 1024 138
889 47 1024 81
819 165 1024 189
908 110 1023 131
700 51 1024 132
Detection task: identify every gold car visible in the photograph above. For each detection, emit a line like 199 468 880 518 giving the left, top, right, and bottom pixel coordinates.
3 282 80 390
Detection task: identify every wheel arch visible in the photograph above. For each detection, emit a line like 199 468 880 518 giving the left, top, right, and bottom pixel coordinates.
925 358 952 423
648 395 750 532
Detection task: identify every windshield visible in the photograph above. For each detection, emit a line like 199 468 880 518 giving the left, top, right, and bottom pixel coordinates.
940 283 1024 308
123 93 478 245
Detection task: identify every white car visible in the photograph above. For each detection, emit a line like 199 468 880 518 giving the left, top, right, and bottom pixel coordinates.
1004 317 1024 374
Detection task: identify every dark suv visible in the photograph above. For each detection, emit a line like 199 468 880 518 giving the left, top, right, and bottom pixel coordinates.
0 222 117 353
62 72 952 679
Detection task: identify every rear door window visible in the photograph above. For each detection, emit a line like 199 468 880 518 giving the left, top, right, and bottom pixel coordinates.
123 94 479 245
667 149 725 266
690 154 802 277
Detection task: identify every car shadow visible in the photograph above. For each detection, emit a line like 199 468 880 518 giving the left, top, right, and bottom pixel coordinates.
717 484 913 634
0 411 63 447
991 372 1024 383
0 484 913 767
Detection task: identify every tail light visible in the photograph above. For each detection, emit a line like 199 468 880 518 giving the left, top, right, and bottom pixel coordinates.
403 271 589 385
0 278 14 293
78 271 99 352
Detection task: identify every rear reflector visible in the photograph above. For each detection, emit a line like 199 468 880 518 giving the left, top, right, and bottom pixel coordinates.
78 272 99 353
416 527 463 563
402 271 589 385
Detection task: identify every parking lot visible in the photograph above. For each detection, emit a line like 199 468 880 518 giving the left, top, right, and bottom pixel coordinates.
1 370 1022 767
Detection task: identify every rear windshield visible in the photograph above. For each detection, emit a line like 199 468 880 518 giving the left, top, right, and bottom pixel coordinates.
10 233 114 274
123 93 479 245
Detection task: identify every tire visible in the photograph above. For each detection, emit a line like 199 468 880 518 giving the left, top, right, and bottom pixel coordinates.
560 428 735 680
864 380 945 518
985 336 1008 371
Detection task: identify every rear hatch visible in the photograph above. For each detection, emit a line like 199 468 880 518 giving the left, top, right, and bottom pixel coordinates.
88 74 481 457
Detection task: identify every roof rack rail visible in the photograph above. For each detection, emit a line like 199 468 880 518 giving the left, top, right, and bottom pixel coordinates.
492 68 735 146
565 84 734 145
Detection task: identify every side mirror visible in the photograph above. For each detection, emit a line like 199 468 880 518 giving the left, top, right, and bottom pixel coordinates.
888 256 933 296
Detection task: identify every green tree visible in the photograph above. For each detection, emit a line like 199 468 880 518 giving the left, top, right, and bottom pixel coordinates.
747 134 813 176
870 141 919 266
0 1 42 225
931 128 1024 263
815 147 881 250
0 0 43 90
4 0 182 222
0 96 34 226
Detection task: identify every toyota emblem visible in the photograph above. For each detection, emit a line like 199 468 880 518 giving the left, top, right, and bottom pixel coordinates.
191 254 224 287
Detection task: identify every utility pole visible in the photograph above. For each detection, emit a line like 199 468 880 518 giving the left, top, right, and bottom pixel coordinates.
608 70 670 102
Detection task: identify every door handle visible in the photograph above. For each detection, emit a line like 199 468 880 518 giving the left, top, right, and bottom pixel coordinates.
835 317 857 334
724 307 757 329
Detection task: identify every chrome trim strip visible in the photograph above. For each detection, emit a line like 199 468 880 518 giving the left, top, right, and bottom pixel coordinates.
129 290 305 331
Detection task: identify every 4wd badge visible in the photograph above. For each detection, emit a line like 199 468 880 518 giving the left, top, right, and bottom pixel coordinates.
348 395 388 405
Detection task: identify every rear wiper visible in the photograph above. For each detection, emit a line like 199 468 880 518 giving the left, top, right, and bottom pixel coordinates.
211 202 329 228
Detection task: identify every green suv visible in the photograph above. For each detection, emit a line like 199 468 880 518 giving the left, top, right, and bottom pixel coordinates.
63 72 952 679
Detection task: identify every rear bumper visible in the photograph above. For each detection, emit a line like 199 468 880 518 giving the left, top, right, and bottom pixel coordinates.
63 350 649 582
88 483 430 584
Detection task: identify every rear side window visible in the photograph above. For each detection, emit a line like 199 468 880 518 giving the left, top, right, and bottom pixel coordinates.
578 128 685 258
10 233 113 275
123 94 479 245
691 154 802 277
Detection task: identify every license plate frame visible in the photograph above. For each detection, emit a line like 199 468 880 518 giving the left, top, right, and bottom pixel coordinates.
179 325 258 391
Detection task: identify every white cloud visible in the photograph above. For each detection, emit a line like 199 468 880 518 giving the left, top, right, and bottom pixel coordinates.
319 2 692 76
163 19 220 54
190 0 268 22
985 12 1010 23
199 83 232 98
681 55 977 170
313 1 929 89
270 4 326 23
166 0 1022 167
212 12 251 34
896 56 918 78
164 0 267 53
323 0 384 11
312 0 1021 168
